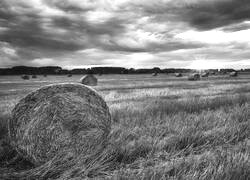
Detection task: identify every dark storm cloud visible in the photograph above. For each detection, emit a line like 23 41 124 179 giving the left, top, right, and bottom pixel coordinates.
0 1 86 59
183 0 250 30
94 34 205 53
222 23 250 32
0 0 132 60
52 16 127 37
0 19 83 51
43 0 90 13
0 0 249 68
49 14 203 53
0 0 205 57
133 0 250 31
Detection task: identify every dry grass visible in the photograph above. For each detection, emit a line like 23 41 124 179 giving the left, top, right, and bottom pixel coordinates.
0 74 249 179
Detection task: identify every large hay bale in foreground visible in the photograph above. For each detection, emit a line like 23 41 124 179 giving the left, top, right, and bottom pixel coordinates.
9 83 111 165
188 73 200 81
80 74 98 86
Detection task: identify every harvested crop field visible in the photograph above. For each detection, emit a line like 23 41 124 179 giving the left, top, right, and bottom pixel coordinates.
0 73 250 179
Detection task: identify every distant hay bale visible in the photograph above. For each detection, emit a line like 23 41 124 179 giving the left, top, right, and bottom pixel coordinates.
67 74 72 77
188 73 200 81
229 71 238 77
31 75 37 78
175 73 182 77
152 72 158 76
80 74 98 86
9 83 111 165
201 72 209 77
21 75 29 80
43 74 47 77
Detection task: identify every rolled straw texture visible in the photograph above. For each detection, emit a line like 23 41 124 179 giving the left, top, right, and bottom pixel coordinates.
9 83 111 165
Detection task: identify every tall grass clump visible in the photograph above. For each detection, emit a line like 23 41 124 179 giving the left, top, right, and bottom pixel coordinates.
110 143 250 180
111 94 249 125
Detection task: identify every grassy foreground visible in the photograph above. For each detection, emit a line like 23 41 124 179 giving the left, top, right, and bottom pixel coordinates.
0 74 249 179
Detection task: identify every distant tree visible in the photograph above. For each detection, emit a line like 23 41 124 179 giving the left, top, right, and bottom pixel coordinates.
152 67 161 73
128 68 135 74
71 68 87 74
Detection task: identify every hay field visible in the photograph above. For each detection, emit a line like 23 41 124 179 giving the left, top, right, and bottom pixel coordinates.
0 73 250 179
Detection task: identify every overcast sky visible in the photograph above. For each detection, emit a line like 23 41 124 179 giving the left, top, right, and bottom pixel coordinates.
0 0 250 69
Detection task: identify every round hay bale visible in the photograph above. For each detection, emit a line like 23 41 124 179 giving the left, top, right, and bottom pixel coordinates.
21 75 29 80
80 74 98 86
188 73 200 81
152 72 158 76
31 75 37 79
201 72 209 77
175 73 182 77
229 71 238 77
210 71 216 75
9 83 111 165
67 74 72 77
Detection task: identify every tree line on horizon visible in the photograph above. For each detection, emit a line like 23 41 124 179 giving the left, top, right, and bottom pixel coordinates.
0 66 248 75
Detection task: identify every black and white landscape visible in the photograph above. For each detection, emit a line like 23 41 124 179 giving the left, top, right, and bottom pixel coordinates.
0 0 249 180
